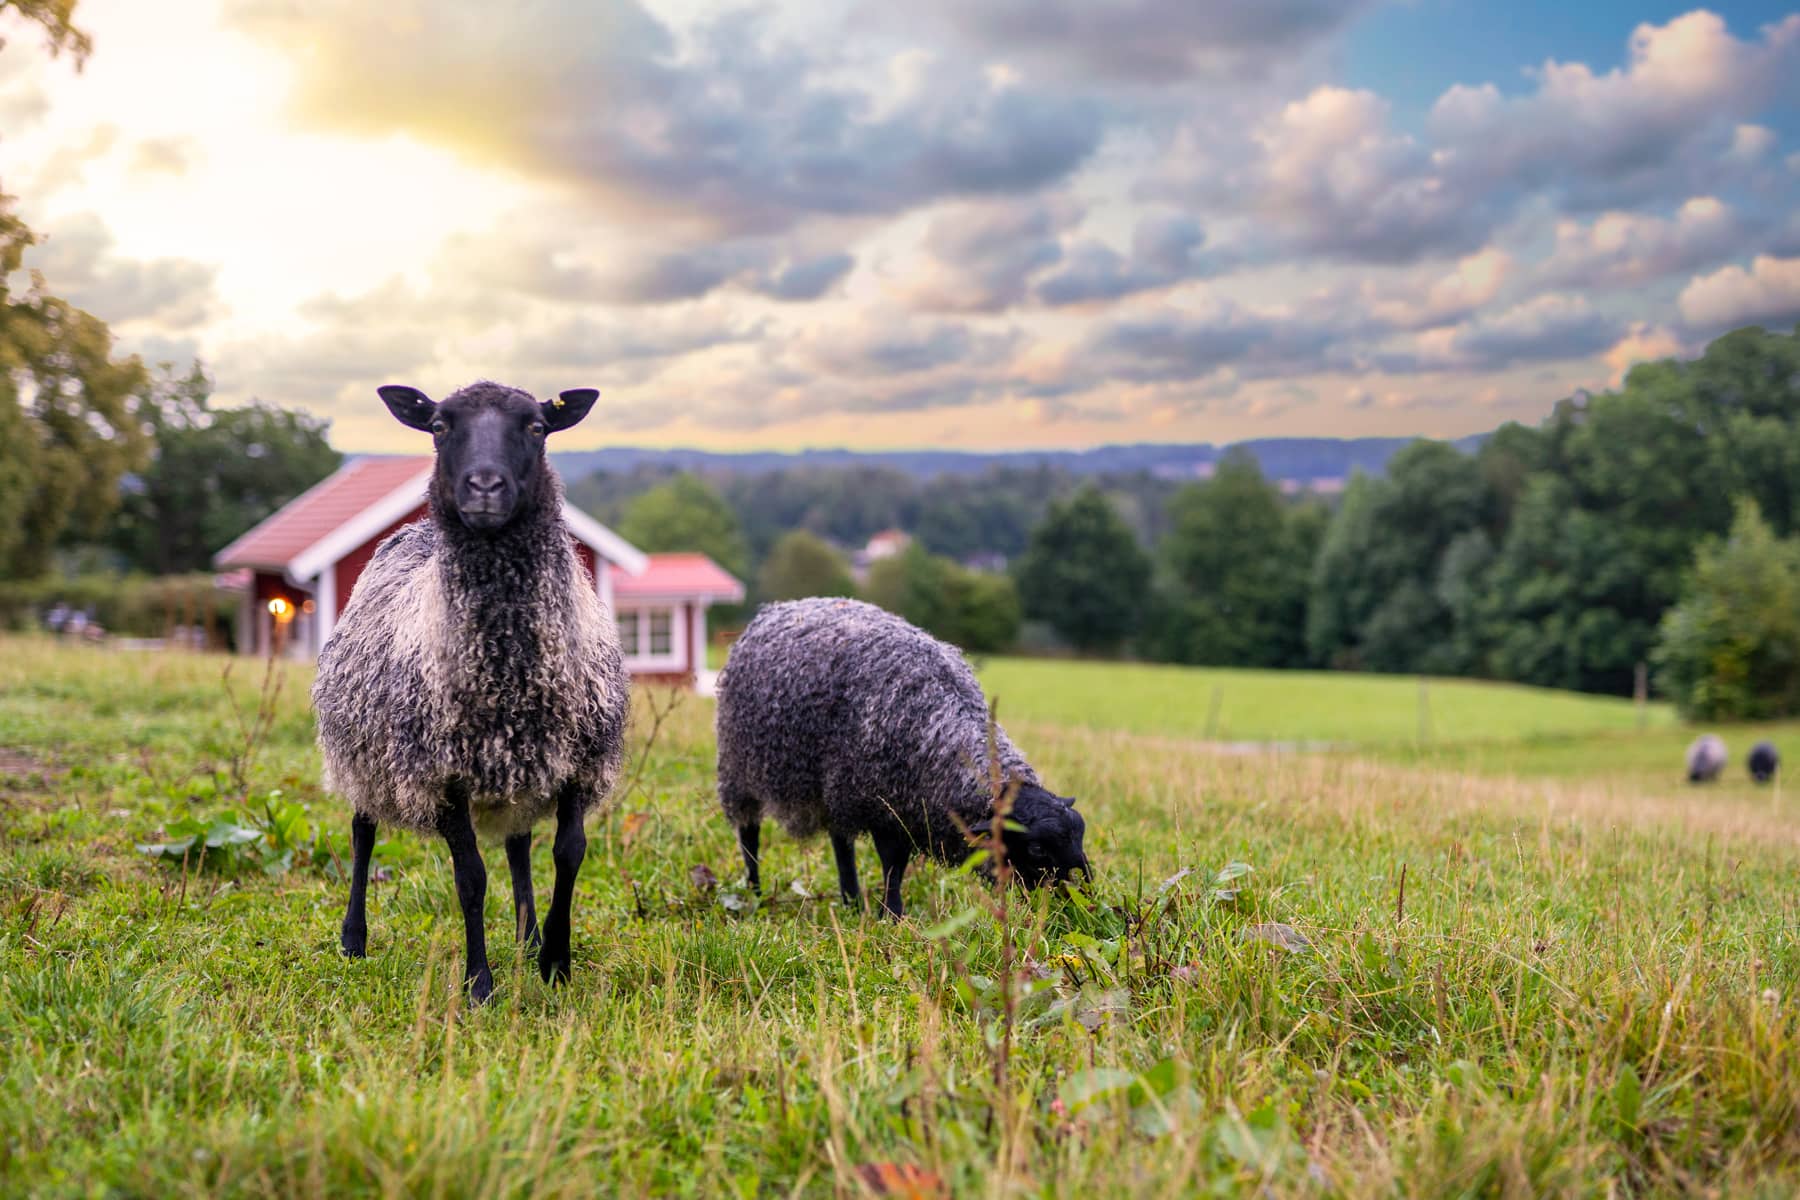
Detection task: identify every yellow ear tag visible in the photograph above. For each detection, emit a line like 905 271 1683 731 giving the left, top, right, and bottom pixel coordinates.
551 396 566 409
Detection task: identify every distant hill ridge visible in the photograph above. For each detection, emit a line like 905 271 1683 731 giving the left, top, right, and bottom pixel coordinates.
551 432 1490 486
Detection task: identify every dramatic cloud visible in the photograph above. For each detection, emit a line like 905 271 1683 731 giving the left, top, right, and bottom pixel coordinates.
1036 212 1228 305
1363 249 1515 332
1409 295 1627 372
437 223 856 307
796 315 1019 377
226 0 1105 236
1427 12 1800 208
912 0 1378 82
11 2 1798 448
901 202 1229 312
1155 85 1500 263
1678 255 1800 333
26 212 217 328
1152 12 1800 264
1076 300 1345 386
901 200 1072 313
1538 197 1748 289
513 313 762 374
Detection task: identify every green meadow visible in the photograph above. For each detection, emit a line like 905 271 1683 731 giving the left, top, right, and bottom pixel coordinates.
2 636 1796 1197
973 656 1678 747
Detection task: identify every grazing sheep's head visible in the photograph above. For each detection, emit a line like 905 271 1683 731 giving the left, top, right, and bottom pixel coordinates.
378 381 599 532
972 782 1089 888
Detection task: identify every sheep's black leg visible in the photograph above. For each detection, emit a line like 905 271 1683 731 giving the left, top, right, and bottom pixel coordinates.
738 821 762 893
830 832 862 908
539 783 586 985
504 832 539 949
872 831 910 921
340 812 377 958
435 785 492 1004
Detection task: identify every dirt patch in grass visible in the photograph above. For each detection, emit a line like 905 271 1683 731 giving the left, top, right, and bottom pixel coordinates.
0 747 57 787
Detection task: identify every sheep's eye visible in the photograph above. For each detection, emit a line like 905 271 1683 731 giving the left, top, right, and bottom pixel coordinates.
529 422 547 438
1026 843 1049 860
429 419 448 438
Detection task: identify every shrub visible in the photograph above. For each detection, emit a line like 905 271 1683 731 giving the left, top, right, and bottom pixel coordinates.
1652 500 1800 720
0 573 240 646
756 530 855 601
866 543 1021 653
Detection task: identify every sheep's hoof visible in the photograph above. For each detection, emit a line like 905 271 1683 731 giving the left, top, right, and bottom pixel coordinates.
467 967 494 1006
340 925 367 959
539 952 571 985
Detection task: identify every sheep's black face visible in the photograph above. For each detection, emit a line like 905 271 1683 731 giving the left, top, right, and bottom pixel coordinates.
995 783 1089 888
377 382 599 533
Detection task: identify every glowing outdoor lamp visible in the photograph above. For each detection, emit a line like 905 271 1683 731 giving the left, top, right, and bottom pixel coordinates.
267 596 295 623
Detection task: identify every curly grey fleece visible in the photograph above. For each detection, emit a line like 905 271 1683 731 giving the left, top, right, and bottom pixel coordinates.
311 472 629 840
715 597 1037 861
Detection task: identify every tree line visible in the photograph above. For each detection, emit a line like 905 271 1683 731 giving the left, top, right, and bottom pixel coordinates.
589 325 1800 718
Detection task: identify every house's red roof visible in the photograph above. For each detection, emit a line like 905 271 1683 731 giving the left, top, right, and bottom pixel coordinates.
613 553 745 602
215 456 428 570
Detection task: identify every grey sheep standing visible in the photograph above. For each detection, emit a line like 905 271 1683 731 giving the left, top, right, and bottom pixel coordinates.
1686 733 1727 783
715 597 1089 919
1748 740 1780 784
313 381 630 1003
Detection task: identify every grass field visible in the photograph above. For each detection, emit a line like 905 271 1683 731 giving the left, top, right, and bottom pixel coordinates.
3 635 1797 1197
975 657 1678 747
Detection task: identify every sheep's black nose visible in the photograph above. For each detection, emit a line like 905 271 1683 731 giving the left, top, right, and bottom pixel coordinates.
465 470 505 496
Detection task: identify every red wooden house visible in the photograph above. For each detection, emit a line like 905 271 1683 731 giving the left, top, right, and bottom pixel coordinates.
214 456 743 689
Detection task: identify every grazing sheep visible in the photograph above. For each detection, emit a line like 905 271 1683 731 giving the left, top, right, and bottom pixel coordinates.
1686 734 1727 784
715 597 1089 919
1748 740 1780 784
313 381 629 1003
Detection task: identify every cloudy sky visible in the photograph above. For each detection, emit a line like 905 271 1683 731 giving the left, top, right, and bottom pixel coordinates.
3 1 1799 452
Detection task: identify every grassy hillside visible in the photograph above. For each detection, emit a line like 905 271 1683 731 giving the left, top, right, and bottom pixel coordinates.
2 637 1795 1196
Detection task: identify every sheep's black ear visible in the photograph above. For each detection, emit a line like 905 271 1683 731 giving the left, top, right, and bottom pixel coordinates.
542 388 599 433
1064 795 1078 809
378 385 436 431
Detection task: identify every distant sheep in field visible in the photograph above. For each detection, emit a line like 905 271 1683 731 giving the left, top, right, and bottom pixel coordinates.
1748 740 1780 784
1686 734 1727 784
715 597 1089 919
312 381 629 1003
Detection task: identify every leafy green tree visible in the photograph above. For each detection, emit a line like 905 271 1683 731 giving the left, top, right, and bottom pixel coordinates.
108 365 341 573
1307 441 1493 673
1012 485 1151 653
756 530 855 602
865 543 954 638
2 272 156 578
1473 330 1800 693
1153 452 1316 667
617 474 749 582
866 542 1020 652
941 567 1021 654
2 2 163 579
1653 500 1800 719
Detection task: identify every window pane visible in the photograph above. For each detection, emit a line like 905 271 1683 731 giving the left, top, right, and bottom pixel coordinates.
619 611 640 656
649 609 673 654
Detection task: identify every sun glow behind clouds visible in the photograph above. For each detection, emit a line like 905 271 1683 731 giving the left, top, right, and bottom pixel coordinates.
6 0 533 334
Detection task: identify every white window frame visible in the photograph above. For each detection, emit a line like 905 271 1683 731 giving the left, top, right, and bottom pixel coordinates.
616 602 686 673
